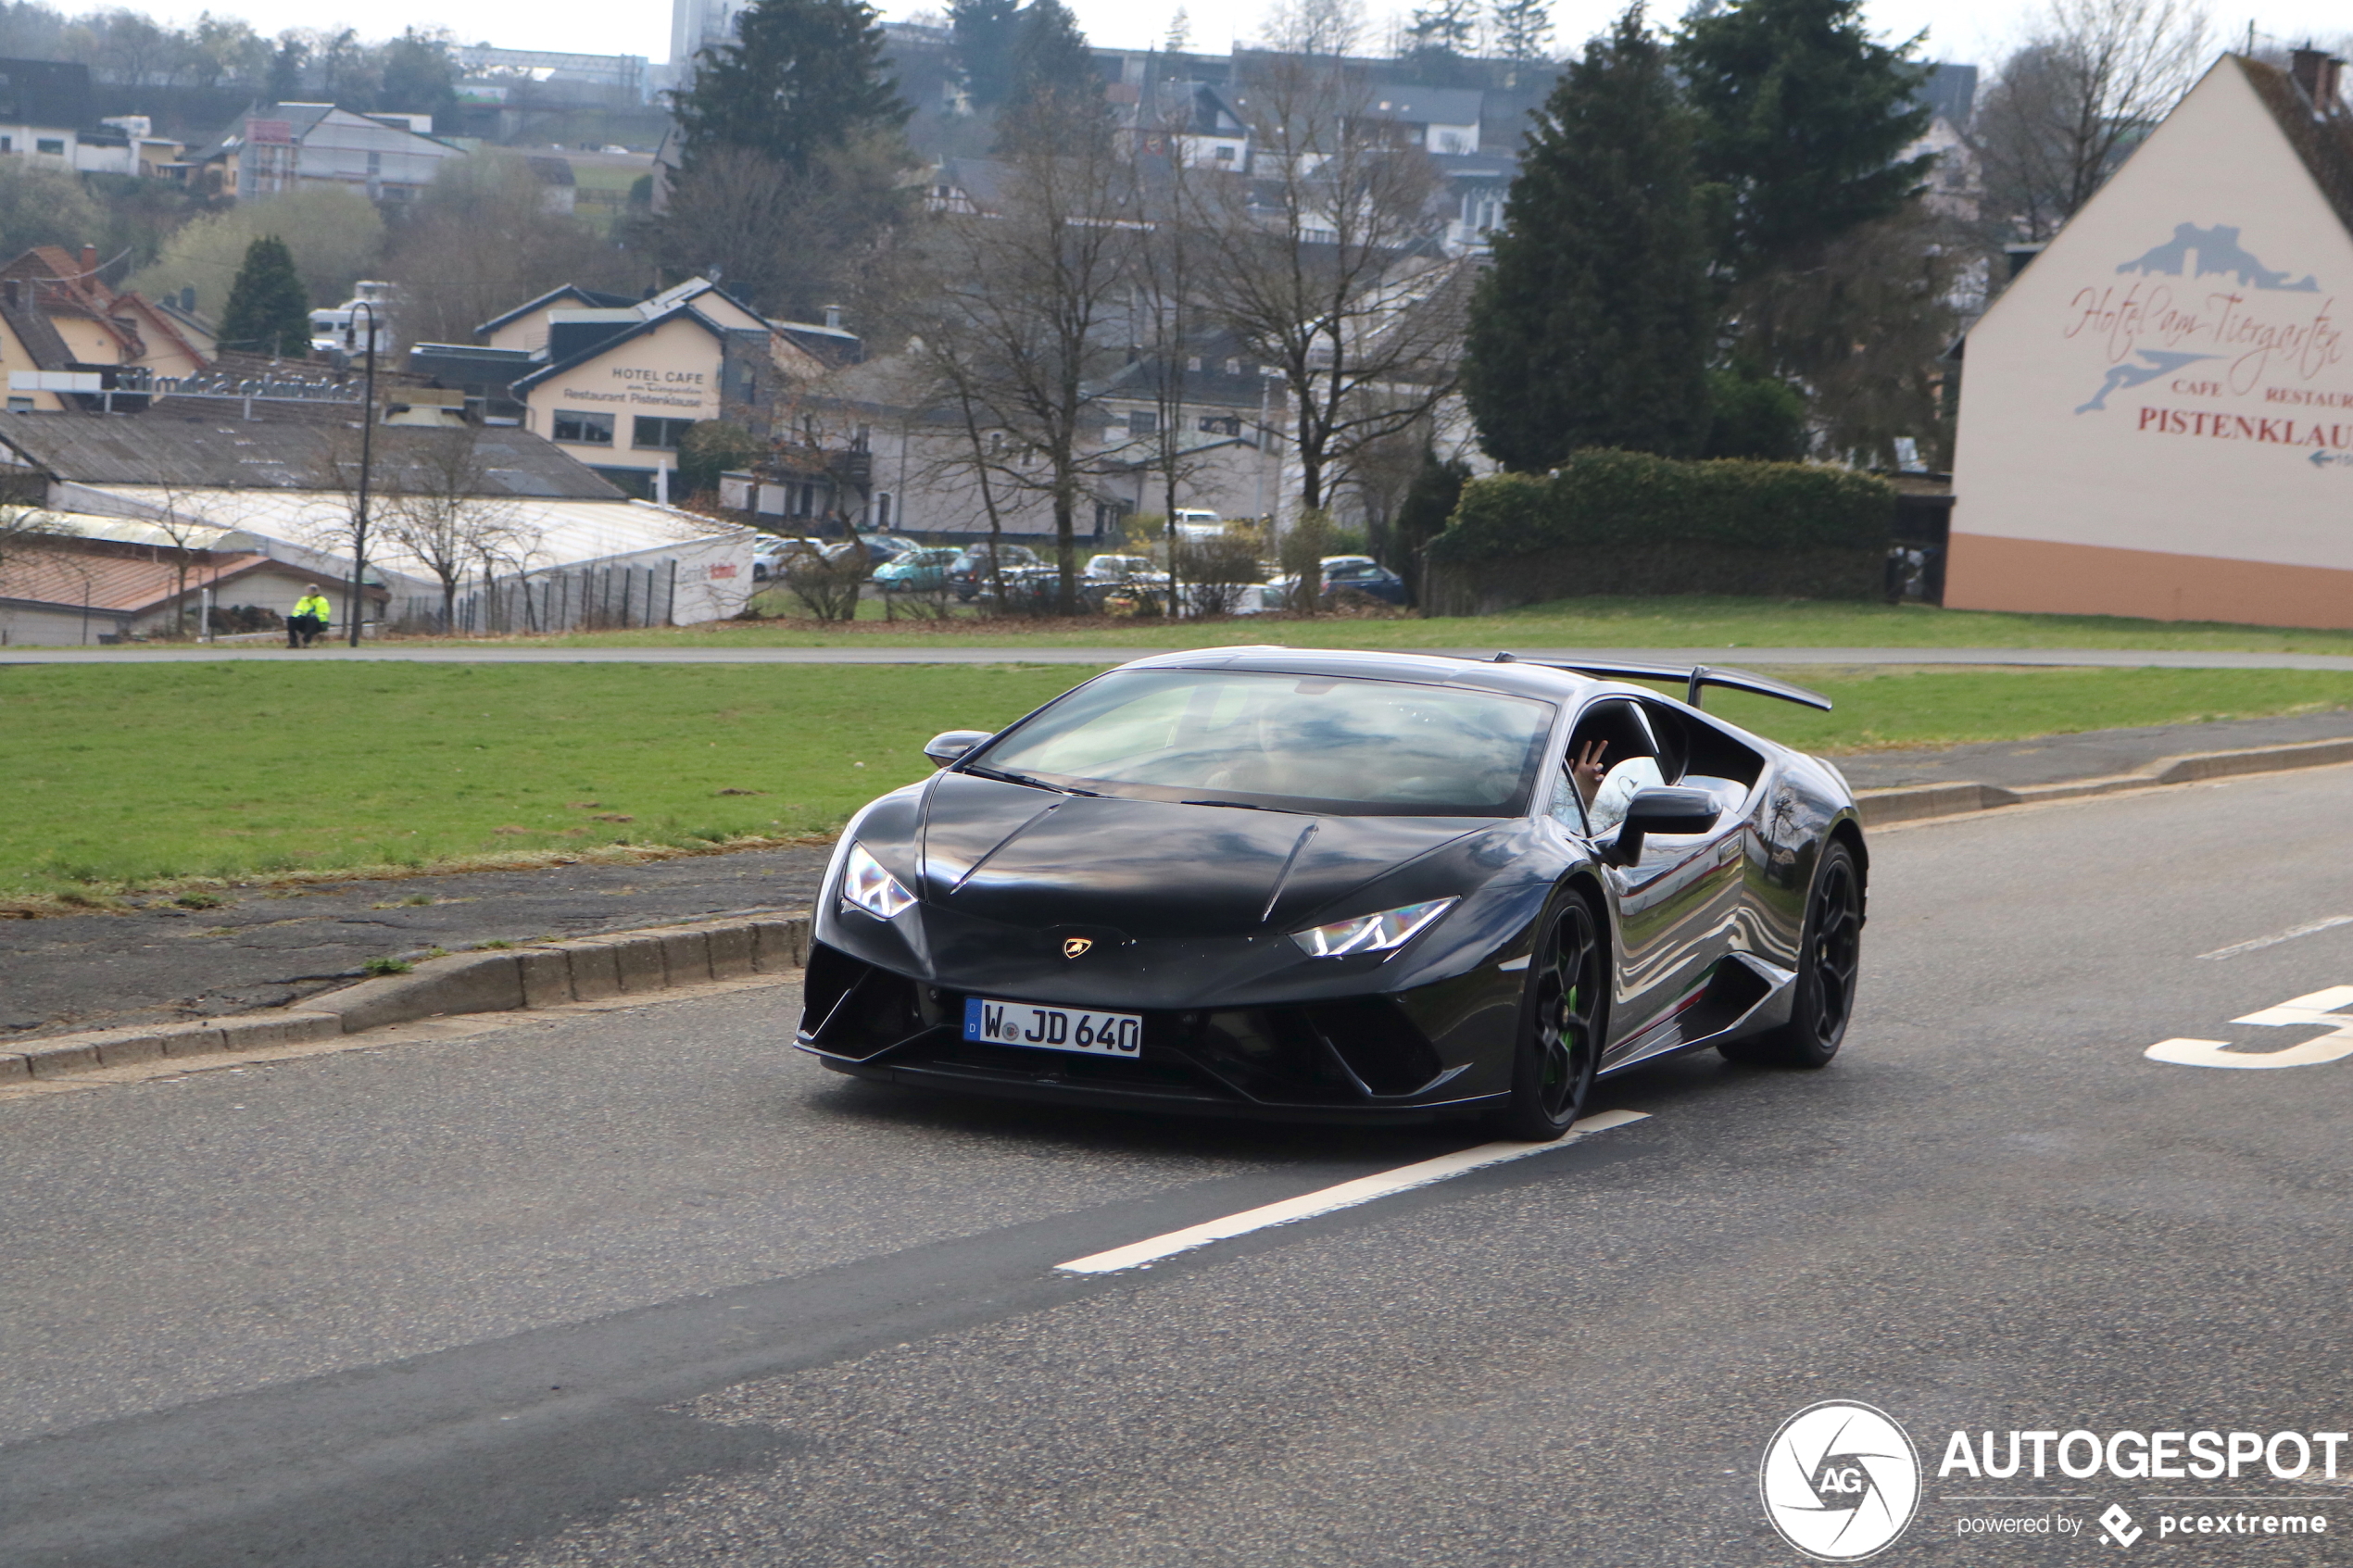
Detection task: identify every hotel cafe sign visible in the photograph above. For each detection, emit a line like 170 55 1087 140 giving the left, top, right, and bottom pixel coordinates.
559 361 716 416
2063 220 2353 467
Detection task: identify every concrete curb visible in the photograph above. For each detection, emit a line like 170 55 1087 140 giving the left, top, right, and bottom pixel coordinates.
1856 736 2353 828
1 913 810 1085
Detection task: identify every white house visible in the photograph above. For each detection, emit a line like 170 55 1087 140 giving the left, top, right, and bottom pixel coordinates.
198 103 467 205
1948 50 2353 628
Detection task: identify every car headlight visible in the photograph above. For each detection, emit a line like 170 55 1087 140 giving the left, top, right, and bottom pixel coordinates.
1290 897 1455 959
839 842 916 919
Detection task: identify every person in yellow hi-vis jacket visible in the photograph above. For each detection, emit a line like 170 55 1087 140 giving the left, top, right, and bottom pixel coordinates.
288 587 332 647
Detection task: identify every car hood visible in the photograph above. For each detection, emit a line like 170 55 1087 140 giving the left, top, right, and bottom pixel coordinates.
916 771 1486 939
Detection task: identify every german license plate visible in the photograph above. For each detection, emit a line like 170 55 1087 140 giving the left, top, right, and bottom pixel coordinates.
963 996 1141 1058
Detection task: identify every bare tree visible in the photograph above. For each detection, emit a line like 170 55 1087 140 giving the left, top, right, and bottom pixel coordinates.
1257 0 1368 57
911 100 1140 612
1972 0 2213 242
384 152 623 345
375 425 534 632
1191 60 1459 527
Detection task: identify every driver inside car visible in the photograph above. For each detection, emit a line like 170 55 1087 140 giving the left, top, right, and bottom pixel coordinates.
1566 703 1668 836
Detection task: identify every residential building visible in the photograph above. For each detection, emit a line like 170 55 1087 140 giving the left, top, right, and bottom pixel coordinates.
438 276 862 497
191 103 467 204
1947 50 2353 628
0 245 211 412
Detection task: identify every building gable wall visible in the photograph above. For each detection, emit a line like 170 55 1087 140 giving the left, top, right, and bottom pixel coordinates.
1950 57 2353 625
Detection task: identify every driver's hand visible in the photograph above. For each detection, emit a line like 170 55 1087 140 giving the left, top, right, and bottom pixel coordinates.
1571 739 1607 805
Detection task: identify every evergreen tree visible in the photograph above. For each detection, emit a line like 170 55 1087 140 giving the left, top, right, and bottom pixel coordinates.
950 0 1022 109
995 0 1104 151
1462 5 1711 470
219 235 309 358
379 28 458 117
265 36 307 101
1702 366 1809 459
1489 0 1554 62
1390 446 1471 568
673 0 911 175
1671 0 1932 278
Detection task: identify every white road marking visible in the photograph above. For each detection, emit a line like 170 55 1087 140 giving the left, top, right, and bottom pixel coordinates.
2144 985 2353 1069
1055 1109 1651 1274
2198 915 2353 960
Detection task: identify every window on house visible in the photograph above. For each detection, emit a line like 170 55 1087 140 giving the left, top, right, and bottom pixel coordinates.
36 137 64 155
1224 358 1240 375
0 137 12 152
633 416 694 450
1186 356 1202 371
553 409 614 445
1127 409 1158 435
1214 144 1235 162
875 493 892 528
7 395 32 412
1199 414 1241 435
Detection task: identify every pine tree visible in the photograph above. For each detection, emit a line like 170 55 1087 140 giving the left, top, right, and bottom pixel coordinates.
1489 0 1553 62
1164 6 1190 53
1462 5 1711 470
673 0 911 175
997 0 1104 150
1671 0 1932 278
950 0 1022 109
219 235 310 358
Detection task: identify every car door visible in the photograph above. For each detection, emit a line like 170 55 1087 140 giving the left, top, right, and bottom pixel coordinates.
1562 696 1748 1055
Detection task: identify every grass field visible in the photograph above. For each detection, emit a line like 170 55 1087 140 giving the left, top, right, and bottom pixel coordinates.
6 660 2351 905
398 593 2353 655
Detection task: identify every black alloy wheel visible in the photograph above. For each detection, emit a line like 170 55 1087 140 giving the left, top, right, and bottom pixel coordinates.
1493 894 1606 1141
1724 839 1862 1069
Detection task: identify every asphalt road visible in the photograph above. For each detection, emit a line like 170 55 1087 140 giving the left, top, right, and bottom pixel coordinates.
6 766 2351 1566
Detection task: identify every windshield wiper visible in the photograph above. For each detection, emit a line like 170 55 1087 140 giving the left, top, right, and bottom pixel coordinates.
1180 797 1302 814
963 764 1100 797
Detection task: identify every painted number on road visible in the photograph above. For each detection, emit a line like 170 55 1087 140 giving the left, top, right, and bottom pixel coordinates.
2144 985 2353 1069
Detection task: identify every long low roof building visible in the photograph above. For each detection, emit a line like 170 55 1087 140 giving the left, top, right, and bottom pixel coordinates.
0 411 757 633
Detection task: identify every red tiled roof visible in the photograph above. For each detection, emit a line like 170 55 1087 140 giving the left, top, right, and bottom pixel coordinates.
0 545 274 614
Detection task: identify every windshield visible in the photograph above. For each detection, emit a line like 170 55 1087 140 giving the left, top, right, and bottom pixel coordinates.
970 669 1555 816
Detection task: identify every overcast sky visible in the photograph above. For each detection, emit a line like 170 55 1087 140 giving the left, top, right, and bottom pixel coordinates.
203 0 2343 94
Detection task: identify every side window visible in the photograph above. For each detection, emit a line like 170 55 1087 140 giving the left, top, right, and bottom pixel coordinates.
1663 702 1767 811
1547 750 1591 834
1564 698 1665 836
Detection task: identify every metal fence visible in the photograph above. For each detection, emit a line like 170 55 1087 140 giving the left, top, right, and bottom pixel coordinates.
392 560 681 634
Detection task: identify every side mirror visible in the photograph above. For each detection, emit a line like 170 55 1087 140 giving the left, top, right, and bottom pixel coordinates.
1606 786 1720 866
924 729 993 768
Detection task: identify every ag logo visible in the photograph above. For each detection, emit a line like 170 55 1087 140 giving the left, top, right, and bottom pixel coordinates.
1760 1400 1920 1561
1062 936 1093 959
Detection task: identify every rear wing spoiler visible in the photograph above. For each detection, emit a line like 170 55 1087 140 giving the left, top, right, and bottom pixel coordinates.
1490 654 1833 712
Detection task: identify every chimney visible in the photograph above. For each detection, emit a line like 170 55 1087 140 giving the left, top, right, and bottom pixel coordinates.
824 303 843 331
2291 47 2345 110
80 245 97 275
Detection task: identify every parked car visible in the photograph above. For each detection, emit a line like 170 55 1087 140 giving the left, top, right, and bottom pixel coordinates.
849 534 925 570
1173 508 1225 540
948 543 1043 600
872 546 963 593
1256 555 1410 610
751 536 824 583
1319 555 1410 605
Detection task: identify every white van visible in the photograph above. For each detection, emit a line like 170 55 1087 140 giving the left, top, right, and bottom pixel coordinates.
1173 508 1225 540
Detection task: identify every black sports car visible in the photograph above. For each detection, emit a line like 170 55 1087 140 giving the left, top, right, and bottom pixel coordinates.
798 647 1866 1137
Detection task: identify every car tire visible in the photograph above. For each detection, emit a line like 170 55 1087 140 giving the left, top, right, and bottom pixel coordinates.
1490 892 1606 1141
1721 839 1861 1070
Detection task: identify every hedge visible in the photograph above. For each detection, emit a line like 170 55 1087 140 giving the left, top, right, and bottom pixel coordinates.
1429 449 1895 561
1421 449 1896 612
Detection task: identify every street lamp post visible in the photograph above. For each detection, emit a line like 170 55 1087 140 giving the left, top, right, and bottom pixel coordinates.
346 300 379 648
